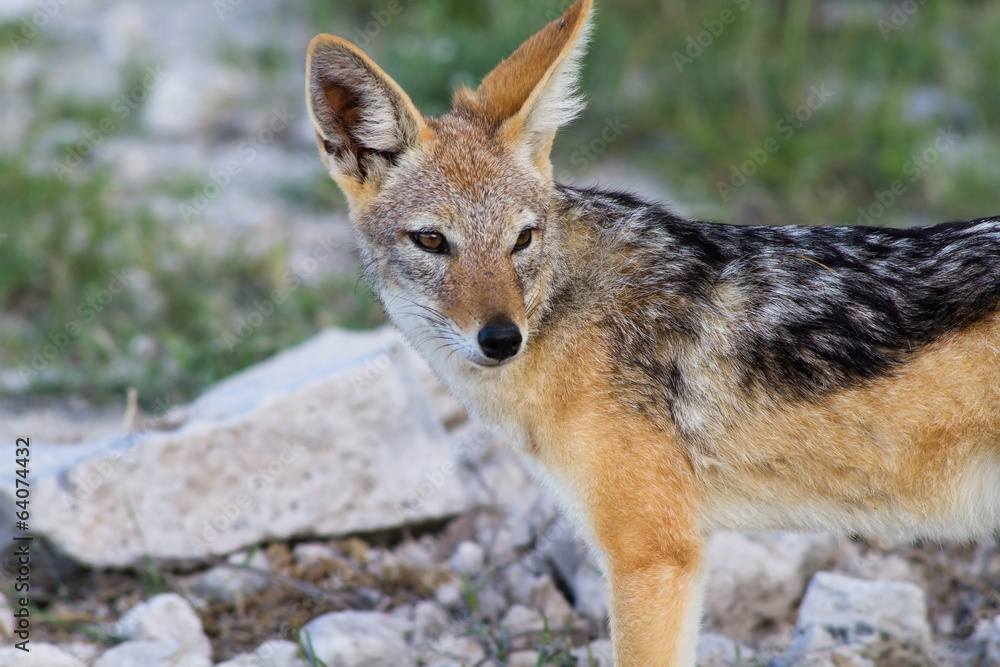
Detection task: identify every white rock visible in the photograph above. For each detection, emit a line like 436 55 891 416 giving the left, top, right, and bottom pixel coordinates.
796 572 931 647
526 575 574 631
573 561 610 626
507 650 541 667
0 643 85 667
93 640 212 667
299 611 413 667
696 632 755 667
117 593 212 658
195 550 271 603
214 639 307 667
293 543 337 568
499 604 547 648
143 61 252 139
448 541 485 575
986 615 1000 667
570 639 615 666
1 328 470 567
412 600 450 646
776 572 932 665
704 531 840 639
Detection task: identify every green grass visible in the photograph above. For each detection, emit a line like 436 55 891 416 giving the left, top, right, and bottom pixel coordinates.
318 0 1000 226
0 153 382 406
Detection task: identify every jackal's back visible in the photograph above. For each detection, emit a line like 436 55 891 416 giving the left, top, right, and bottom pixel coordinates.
556 186 1000 412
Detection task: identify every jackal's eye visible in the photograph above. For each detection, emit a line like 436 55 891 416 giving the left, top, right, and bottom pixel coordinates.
513 228 534 252
411 232 447 253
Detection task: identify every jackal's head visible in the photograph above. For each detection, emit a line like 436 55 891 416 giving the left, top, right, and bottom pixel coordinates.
306 1 592 369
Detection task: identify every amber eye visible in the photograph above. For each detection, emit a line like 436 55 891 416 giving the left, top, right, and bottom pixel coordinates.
412 232 447 253
513 228 534 251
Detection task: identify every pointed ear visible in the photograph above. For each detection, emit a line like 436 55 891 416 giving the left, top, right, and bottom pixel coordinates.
454 0 593 178
306 35 428 205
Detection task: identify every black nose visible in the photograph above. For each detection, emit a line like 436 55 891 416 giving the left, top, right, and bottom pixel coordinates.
478 319 522 361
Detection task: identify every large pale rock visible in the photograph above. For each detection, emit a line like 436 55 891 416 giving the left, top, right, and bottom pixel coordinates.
299 611 414 667
775 572 932 666
704 531 840 639
0 328 470 567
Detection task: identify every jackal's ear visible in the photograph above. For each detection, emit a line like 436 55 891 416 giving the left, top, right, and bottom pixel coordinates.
306 35 427 204
455 0 593 179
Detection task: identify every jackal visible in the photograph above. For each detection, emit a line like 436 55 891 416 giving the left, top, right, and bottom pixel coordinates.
305 1 1000 663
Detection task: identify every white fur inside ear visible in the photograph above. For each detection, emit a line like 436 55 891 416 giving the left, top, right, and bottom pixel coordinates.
520 13 594 142
313 48 406 153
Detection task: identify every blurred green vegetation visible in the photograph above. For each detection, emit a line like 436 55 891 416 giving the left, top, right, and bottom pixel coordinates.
321 0 1000 224
0 154 382 405
2 0 998 406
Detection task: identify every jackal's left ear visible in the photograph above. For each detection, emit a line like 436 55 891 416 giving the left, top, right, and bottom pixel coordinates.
306 35 427 205
455 0 593 179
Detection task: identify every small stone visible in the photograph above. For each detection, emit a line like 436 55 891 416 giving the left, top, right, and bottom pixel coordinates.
412 600 450 646
573 562 610 625
696 632 756 667
299 611 413 667
507 650 541 667
93 640 212 667
448 540 485 575
985 615 1000 666
0 643 85 667
117 593 212 659
195 550 271 603
434 577 464 610
570 639 615 666
293 543 338 567
214 639 308 667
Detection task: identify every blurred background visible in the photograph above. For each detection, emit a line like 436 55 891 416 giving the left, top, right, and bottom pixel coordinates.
1 0 999 410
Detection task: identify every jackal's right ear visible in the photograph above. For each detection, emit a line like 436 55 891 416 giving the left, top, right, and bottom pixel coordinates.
306 35 427 204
